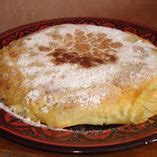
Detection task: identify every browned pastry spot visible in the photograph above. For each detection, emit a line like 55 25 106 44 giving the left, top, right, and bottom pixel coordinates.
8 51 18 58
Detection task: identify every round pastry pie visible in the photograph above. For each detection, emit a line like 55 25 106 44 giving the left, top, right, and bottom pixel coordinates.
0 24 157 128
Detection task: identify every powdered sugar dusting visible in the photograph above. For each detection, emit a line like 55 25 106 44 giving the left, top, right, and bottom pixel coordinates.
13 24 156 108
24 30 52 48
26 89 40 102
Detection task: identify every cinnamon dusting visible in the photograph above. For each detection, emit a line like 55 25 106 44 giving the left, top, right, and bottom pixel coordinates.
47 30 122 68
49 48 117 68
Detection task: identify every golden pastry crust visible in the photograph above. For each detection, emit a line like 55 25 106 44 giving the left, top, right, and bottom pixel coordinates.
0 24 157 128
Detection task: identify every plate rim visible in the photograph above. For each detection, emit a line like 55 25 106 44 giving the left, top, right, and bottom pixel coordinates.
0 17 157 36
0 17 157 153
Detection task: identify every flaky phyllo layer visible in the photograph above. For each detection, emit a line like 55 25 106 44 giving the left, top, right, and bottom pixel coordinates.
0 24 157 128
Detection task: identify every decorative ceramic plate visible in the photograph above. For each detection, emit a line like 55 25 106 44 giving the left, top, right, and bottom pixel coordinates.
0 18 157 154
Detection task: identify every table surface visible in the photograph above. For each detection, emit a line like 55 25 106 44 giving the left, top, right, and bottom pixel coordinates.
0 0 157 156
0 136 157 157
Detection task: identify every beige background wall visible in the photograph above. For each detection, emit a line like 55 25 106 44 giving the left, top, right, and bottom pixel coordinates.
0 0 157 33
